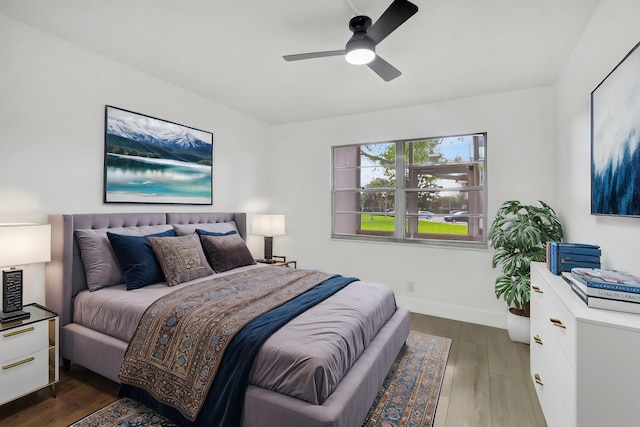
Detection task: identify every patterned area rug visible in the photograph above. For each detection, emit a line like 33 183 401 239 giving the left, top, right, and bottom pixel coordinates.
70 331 451 427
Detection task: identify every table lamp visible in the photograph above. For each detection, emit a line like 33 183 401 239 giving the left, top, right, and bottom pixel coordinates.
0 223 51 323
251 214 285 261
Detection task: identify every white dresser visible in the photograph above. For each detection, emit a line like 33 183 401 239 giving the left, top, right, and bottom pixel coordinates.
530 262 640 427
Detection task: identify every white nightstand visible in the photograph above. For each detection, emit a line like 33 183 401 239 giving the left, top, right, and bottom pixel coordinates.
0 304 59 405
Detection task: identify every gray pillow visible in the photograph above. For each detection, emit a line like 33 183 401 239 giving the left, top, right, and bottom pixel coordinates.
75 225 173 291
172 221 238 236
200 233 256 273
149 234 214 286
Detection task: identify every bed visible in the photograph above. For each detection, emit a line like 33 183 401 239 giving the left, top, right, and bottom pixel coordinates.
45 212 410 427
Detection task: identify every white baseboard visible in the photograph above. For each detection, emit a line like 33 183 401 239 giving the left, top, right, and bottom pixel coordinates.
396 295 506 330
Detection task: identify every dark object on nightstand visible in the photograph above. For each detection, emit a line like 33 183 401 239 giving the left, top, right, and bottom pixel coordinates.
1 269 30 323
256 256 297 268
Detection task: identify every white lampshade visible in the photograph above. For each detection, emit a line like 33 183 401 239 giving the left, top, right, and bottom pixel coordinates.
0 224 51 268
252 215 286 237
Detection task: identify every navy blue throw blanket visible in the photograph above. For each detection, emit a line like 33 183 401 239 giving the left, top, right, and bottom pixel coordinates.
120 274 358 427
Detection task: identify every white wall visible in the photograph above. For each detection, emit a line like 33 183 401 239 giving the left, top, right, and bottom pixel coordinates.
270 87 557 328
0 15 271 306
556 0 640 273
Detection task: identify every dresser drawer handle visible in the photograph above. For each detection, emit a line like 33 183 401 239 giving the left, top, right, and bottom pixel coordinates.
2 356 35 370
533 334 543 345
531 285 544 294
549 318 566 329
2 326 35 338
534 373 544 386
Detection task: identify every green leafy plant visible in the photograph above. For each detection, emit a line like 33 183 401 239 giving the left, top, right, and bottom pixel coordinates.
488 200 563 317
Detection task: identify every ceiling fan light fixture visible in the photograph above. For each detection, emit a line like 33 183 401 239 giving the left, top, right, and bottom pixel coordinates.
345 37 375 65
345 48 375 65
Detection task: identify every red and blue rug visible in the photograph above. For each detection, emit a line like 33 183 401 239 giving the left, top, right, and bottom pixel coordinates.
70 331 451 427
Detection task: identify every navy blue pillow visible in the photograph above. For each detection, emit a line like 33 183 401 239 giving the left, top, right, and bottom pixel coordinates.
195 229 237 237
107 229 176 290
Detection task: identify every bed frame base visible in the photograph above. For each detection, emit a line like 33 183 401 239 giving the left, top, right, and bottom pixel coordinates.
242 306 410 427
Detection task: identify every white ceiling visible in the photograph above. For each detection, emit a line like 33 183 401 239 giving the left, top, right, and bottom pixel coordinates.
0 0 600 125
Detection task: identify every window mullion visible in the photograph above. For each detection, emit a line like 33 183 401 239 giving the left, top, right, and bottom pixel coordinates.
394 141 405 239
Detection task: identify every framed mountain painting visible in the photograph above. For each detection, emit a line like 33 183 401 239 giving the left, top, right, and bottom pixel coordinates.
104 106 213 205
591 41 640 216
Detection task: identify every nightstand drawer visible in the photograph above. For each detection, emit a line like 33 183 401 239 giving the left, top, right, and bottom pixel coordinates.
0 348 49 405
0 321 49 362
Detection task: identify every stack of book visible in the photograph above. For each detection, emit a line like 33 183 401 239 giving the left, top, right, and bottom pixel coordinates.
546 242 601 275
563 268 640 315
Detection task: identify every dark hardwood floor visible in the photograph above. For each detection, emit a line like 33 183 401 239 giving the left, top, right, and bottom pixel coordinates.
0 313 545 426
0 363 118 426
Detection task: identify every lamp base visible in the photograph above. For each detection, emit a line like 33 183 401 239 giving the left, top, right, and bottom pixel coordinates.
0 309 30 323
263 236 274 260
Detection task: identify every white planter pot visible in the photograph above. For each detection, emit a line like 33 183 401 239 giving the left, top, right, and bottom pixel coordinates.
507 309 530 344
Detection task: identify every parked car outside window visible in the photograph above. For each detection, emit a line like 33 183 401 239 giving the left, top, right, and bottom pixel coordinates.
444 210 469 223
418 211 434 220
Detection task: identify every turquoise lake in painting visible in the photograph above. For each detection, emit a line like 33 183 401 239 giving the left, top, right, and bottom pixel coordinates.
105 153 212 204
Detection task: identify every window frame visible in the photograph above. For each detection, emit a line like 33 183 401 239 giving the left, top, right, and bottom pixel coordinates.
331 133 487 248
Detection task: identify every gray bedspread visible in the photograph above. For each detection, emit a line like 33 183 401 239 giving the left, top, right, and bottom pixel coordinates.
73 265 397 405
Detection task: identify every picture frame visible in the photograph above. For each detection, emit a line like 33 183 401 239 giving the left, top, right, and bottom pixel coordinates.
591 40 640 217
104 106 213 205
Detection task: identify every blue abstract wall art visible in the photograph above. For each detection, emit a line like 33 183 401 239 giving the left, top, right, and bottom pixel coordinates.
591 41 640 216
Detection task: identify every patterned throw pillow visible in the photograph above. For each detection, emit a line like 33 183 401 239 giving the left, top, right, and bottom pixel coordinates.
199 233 256 273
148 233 214 286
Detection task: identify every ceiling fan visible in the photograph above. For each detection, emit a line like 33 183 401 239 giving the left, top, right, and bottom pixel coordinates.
283 0 419 82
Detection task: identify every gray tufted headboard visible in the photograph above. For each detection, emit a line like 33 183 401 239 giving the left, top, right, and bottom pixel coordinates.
45 212 247 328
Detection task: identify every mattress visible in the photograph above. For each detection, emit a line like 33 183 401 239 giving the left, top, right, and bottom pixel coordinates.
73 265 397 404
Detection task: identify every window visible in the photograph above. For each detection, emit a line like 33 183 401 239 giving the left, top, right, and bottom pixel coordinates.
332 133 486 246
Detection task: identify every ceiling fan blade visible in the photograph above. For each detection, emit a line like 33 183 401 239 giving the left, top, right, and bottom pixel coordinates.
367 55 401 81
283 50 345 61
367 0 418 46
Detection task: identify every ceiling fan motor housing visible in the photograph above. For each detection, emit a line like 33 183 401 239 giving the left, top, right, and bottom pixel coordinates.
345 15 375 64
348 15 373 33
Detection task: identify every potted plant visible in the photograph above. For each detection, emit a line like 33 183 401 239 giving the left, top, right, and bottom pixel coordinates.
488 200 563 343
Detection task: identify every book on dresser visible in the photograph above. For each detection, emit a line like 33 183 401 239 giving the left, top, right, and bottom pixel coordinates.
555 242 601 255
559 252 601 264
562 273 640 302
562 270 640 315
547 242 601 275
567 280 640 314
571 267 640 294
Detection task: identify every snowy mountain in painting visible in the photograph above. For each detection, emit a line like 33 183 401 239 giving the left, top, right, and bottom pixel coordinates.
106 111 211 150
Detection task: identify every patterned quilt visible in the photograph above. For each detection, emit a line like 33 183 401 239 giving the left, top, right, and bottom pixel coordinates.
119 267 332 421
